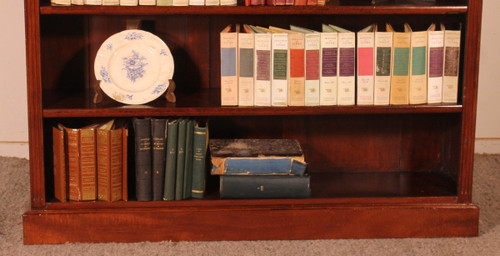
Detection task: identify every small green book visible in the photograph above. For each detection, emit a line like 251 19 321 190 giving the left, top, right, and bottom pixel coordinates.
191 121 208 199
183 120 194 199
163 119 178 201
175 119 187 200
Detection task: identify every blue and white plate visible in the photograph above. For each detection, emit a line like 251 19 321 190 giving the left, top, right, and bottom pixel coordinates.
94 30 174 105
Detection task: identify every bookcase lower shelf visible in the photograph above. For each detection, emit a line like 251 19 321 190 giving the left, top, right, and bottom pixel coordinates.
23 202 478 244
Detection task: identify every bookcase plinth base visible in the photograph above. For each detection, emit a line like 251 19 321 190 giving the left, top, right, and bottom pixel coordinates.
23 202 478 244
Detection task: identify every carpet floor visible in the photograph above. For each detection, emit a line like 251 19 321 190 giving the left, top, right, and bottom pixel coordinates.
0 155 499 256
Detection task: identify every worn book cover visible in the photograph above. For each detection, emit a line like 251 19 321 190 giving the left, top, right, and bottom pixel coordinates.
209 139 306 175
191 121 208 199
220 175 311 199
151 118 167 201
133 118 152 201
53 125 66 202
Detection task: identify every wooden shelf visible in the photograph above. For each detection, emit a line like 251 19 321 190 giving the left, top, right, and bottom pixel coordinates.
39 4 467 15
42 89 462 117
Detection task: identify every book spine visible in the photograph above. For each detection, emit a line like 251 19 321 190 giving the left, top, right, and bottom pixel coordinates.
317 0 325 5
220 0 237 5
97 129 111 201
51 0 71 5
320 32 338 106
189 0 205 5
305 33 321 106
271 33 289 107
103 0 119 5
238 32 255 106
288 33 305 106
285 0 293 5
163 120 178 201
133 118 152 201
306 0 317 5
72 0 84 5
65 128 81 201
254 33 272 106
151 118 167 201
183 120 194 199
276 0 285 5
191 123 208 199
390 32 411 105
175 119 187 200
409 31 428 104
442 30 461 104
172 0 189 5
220 175 311 199
157 0 172 5
79 128 97 201
220 30 239 106
139 0 156 4
427 30 444 104
374 31 393 105
121 128 128 201
120 0 138 5
357 31 375 105
205 0 219 5
52 127 66 202
212 158 306 175
85 0 102 4
250 0 262 5
337 32 356 105
110 128 123 202
294 0 306 5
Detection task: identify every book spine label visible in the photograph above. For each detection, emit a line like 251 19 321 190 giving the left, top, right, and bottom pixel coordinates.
79 128 97 201
238 33 255 106
72 0 84 4
85 0 102 4
97 129 111 201
374 32 392 105
337 33 356 105
175 120 187 200
133 118 152 201
53 127 66 202
163 120 178 201
220 175 311 199
390 32 411 105
191 124 208 199
183 120 194 199
320 32 338 106
288 33 305 106
205 0 219 5
189 0 205 5
220 0 237 4
151 119 167 201
110 129 123 201
443 30 461 103
271 33 289 106
427 30 444 104
305 34 320 106
139 0 155 4
103 0 119 5
254 34 272 106
409 31 428 104
172 0 189 5
357 32 375 105
120 0 138 5
220 31 238 106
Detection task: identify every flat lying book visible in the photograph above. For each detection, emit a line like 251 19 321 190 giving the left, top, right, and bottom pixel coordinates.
220 175 311 199
209 139 306 175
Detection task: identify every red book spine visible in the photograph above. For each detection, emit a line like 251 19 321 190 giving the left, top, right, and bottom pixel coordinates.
306 0 317 5
294 0 306 5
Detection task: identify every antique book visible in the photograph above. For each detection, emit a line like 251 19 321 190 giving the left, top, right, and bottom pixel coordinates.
163 119 178 201
320 24 339 106
290 25 321 106
220 0 237 5
189 0 205 5
374 24 393 105
72 0 84 5
220 24 239 106
85 0 102 4
269 26 305 106
191 121 208 199
133 118 152 201
388 23 411 105
103 0 119 5
183 120 194 199
220 175 311 199
251 26 272 106
357 24 376 105
266 0 285 5
139 0 156 4
328 24 355 105
51 0 71 5
285 0 293 5
427 23 445 104
172 0 189 5
205 0 219 5
306 0 317 5
52 125 66 202
442 24 461 104
175 119 187 200
151 118 167 201
157 0 173 5
210 139 306 175
269 28 289 107
317 0 325 5
238 25 255 106
120 0 138 5
63 123 98 201
294 0 306 5
407 23 428 105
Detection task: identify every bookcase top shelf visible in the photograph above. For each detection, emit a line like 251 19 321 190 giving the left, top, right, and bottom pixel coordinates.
39 5 467 15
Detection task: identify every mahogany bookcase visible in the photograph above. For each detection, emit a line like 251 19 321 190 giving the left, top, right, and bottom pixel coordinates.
23 0 482 244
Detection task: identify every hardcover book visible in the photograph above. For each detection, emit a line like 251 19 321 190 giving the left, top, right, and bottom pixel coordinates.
251 26 272 106
220 0 237 5
374 24 393 105
189 0 205 6
238 25 255 106
120 0 139 5
220 175 311 199
427 23 445 104
357 24 376 105
85 0 102 4
205 0 220 5
151 118 167 201
183 120 194 199
163 119 178 201
209 139 306 175
157 0 173 5
191 121 208 199
139 0 156 4
388 23 411 105
72 0 84 5
103 0 119 5
51 0 71 5
172 0 189 5
407 23 428 104
133 118 152 201
175 119 187 200
328 24 355 106
442 24 461 104
320 24 339 106
52 125 66 202
220 24 239 106
269 28 289 107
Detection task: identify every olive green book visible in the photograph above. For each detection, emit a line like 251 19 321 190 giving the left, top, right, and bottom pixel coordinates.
191 121 208 199
163 119 178 201
175 119 187 200
183 120 194 199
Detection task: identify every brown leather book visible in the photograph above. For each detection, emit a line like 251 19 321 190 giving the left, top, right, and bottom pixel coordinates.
52 125 66 202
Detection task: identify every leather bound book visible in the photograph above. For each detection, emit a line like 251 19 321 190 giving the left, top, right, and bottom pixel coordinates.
133 118 152 201
97 120 114 202
151 118 167 201
163 119 178 201
183 120 194 199
191 121 208 199
220 175 311 199
175 119 187 200
53 125 66 202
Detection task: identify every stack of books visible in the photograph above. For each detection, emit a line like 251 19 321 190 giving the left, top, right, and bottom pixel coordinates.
133 118 208 201
220 23 461 106
50 0 237 6
209 139 311 199
52 120 128 202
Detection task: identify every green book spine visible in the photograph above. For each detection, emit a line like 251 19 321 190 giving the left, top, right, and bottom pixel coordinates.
183 120 194 199
163 119 178 201
157 0 172 5
175 119 187 200
191 122 208 199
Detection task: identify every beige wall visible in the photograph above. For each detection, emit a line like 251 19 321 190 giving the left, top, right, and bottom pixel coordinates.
0 1 498 158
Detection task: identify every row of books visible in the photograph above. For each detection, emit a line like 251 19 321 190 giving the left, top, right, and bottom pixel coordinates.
51 0 237 6
52 120 128 202
209 139 311 199
220 23 461 107
133 118 208 201
246 0 326 6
